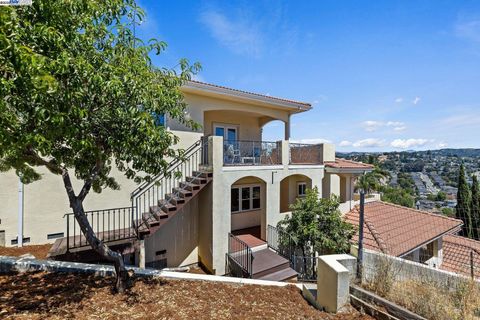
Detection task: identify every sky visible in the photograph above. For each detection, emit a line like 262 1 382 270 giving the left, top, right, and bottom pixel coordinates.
137 0 480 152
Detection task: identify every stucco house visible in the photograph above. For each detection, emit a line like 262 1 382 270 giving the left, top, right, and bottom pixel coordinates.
0 80 373 280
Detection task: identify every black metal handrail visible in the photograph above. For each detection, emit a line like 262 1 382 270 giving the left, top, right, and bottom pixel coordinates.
64 206 135 251
223 140 282 166
227 233 253 278
267 224 296 262
130 137 209 237
289 143 322 164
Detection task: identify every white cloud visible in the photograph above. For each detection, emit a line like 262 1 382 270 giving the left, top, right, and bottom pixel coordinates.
339 140 352 147
352 138 386 148
395 97 403 103
413 97 421 105
199 9 262 57
390 138 431 149
362 120 406 132
438 142 448 148
362 120 384 132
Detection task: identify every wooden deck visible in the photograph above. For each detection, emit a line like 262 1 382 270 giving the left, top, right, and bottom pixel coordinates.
48 228 135 259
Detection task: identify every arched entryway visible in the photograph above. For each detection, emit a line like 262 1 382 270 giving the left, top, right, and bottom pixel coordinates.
230 176 267 240
279 174 313 214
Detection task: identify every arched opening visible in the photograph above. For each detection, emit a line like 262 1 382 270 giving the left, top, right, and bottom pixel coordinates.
261 119 286 141
230 176 267 241
279 174 312 214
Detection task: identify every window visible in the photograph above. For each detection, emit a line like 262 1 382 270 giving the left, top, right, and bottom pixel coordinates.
11 237 30 245
297 182 307 197
231 185 261 213
154 113 166 126
214 124 238 142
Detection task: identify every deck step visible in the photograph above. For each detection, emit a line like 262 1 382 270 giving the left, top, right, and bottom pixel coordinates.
142 212 160 227
257 267 297 282
251 248 292 279
192 170 213 178
186 176 207 185
134 221 150 237
173 187 193 198
166 193 185 205
149 206 169 220
159 200 177 212
180 181 200 191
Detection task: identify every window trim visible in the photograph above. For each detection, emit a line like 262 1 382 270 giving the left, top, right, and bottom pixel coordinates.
297 181 307 197
231 184 261 213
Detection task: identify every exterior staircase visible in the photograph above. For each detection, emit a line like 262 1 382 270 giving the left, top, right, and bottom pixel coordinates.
134 169 212 237
48 138 210 261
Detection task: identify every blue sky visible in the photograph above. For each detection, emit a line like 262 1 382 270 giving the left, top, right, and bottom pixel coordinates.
137 0 480 152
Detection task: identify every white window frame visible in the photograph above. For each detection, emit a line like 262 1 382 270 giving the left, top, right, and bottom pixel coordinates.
231 184 261 213
297 182 307 197
213 123 239 141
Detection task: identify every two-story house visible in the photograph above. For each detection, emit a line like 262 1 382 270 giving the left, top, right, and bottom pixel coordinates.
0 80 373 280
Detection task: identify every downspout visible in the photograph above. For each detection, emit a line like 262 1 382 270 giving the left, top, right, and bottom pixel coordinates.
18 178 24 247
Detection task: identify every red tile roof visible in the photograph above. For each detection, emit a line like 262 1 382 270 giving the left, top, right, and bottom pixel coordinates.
325 158 374 170
345 201 463 257
186 80 312 108
441 234 480 279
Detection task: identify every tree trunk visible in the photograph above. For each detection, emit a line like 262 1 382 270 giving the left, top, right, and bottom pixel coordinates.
62 169 130 293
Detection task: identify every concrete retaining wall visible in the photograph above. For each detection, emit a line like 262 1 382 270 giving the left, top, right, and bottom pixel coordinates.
362 249 479 288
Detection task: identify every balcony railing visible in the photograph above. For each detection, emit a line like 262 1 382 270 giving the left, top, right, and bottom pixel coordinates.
289 143 323 165
223 140 281 166
226 233 253 278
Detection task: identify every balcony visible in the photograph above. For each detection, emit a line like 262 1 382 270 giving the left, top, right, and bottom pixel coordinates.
223 140 282 166
207 137 330 167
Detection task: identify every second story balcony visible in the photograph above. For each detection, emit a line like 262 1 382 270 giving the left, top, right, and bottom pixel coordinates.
206 136 334 168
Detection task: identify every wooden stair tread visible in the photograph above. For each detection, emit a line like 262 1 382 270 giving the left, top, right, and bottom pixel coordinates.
251 248 291 277
180 181 200 191
256 267 298 281
142 212 160 227
149 206 169 219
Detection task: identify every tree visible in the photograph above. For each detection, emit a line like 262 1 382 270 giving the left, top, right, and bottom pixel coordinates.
381 186 415 208
471 175 480 240
0 1 200 292
456 164 473 238
355 165 389 194
278 188 355 257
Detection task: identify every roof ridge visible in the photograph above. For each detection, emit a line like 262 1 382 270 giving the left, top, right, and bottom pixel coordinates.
187 80 312 107
364 217 389 254
369 201 463 225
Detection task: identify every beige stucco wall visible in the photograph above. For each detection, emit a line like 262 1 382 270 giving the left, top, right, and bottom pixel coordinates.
168 93 289 137
0 129 202 247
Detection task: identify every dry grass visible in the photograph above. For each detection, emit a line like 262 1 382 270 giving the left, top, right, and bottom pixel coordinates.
0 271 373 320
364 258 480 320
0 244 52 260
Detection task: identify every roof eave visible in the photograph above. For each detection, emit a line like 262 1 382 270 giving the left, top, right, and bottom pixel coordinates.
325 167 374 174
181 81 312 112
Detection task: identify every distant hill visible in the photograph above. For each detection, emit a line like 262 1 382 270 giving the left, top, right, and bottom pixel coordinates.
337 148 480 158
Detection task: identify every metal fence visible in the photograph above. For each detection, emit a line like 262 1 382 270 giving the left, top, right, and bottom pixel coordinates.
226 233 253 278
267 224 296 261
64 207 135 250
292 255 318 282
223 140 282 166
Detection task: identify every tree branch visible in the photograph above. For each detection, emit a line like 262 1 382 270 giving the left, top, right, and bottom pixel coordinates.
78 159 104 202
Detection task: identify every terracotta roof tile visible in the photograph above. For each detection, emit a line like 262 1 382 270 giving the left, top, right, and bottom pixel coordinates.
441 234 480 279
345 201 463 256
325 158 374 170
186 80 312 108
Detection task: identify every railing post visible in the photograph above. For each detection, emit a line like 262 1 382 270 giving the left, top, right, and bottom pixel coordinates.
66 215 70 252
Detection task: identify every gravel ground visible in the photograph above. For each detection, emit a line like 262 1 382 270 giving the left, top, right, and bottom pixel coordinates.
0 272 374 319
0 244 52 260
